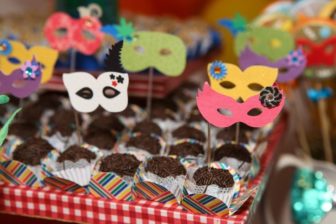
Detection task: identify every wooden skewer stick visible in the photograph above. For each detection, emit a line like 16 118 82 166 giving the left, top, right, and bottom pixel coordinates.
146 67 154 119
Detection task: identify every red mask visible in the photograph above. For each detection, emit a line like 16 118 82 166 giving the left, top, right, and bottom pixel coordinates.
44 12 103 55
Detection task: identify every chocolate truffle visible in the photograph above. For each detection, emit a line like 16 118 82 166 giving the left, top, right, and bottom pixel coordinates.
89 115 124 133
151 106 176 121
193 167 234 188
187 106 203 123
116 106 136 118
216 128 249 144
13 138 53 166
84 130 117 150
172 125 206 142
9 122 38 140
214 143 252 163
20 103 45 122
145 156 186 178
132 120 162 136
126 134 161 155
57 145 96 163
48 109 82 137
169 142 204 157
99 153 141 177
38 91 64 109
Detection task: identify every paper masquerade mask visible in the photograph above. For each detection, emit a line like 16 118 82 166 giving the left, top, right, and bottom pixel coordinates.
0 40 58 83
207 62 278 101
235 27 294 61
239 47 306 83
63 72 129 113
294 20 336 78
0 69 41 99
44 12 103 55
196 83 285 128
120 31 187 76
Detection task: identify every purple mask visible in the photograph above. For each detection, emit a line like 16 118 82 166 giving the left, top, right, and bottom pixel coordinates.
0 69 41 98
239 47 306 83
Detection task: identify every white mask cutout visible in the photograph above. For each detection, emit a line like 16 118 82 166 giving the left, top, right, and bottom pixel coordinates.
63 71 129 113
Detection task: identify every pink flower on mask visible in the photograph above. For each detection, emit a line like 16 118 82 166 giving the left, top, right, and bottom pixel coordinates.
20 57 41 80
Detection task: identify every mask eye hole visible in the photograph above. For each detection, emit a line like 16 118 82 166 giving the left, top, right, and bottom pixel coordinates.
134 45 145 54
82 30 96 40
76 87 93 99
247 108 262 116
248 83 264 91
160 48 172 56
103 86 120 99
220 81 236 89
55 27 68 37
217 108 232 116
279 67 289 73
8 57 21 64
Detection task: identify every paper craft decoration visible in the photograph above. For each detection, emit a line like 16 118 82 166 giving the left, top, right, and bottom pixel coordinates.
0 108 21 146
253 13 294 32
196 83 285 128
207 62 278 101
120 31 187 76
218 13 247 36
44 12 103 55
0 57 42 98
0 40 58 83
319 0 336 19
307 87 333 102
239 47 306 83
0 95 9 104
235 27 294 61
102 17 135 42
78 3 102 19
0 39 12 56
63 72 129 113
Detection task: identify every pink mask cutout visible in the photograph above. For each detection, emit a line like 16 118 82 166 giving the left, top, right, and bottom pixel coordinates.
44 12 103 55
196 83 285 128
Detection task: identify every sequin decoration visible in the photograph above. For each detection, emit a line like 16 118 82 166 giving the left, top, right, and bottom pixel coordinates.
0 39 12 56
259 86 282 108
291 168 333 224
20 57 42 80
209 61 227 80
286 48 305 67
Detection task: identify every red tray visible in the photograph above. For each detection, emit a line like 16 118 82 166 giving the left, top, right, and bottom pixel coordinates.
0 119 286 224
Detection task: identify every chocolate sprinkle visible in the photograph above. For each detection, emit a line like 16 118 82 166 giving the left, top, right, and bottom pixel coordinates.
89 115 124 133
9 122 38 140
126 134 161 155
99 153 141 177
172 125 206 142
48 109 82 137
214 143 252 163
84 130 117 150
13 138 53 166
145 156 186 178
169 142 204 157
193 167 234 188
132 120 162 136
57 145 96 163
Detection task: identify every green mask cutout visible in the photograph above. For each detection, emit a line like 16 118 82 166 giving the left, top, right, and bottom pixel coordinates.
120 31 187 77
0 108 21 146
0 95 9 104
235 27 294 61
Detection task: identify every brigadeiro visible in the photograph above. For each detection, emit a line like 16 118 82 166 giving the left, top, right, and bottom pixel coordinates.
12 138 54 166
172 125 206 143
89 114 125 134
169 141 204 158
145 156 186 178
132 120 162 136
9 121 39 140
57 145 97 164
214 143 252 179
84 129 117 152
99 153 140 177
193 166 234 188
126 133 163 155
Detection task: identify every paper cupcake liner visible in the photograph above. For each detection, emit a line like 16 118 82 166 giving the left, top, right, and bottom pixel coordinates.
117 104 145 129
45 131 79 152
134 158 186 204
52 165 92 186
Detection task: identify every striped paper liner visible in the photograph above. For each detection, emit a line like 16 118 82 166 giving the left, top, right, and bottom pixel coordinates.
0 160 39 188
88 172 133 201
43 176 86 194
134 181 178 206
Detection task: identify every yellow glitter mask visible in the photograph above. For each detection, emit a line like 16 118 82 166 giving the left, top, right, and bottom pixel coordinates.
0 41 58 83
207 62 278 101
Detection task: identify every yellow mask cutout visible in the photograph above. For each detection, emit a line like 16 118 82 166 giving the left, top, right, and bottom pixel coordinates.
0 41 58 83
207 62 278 101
